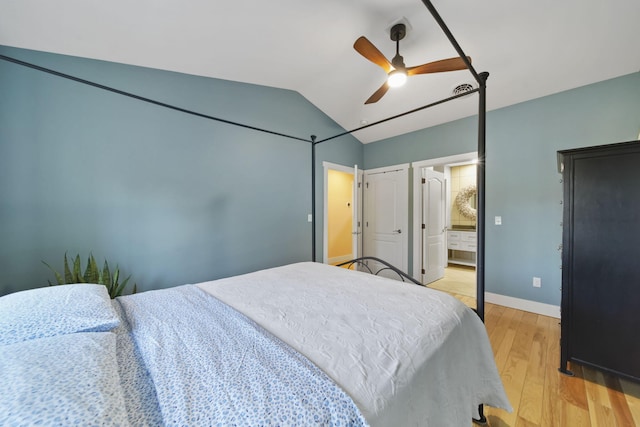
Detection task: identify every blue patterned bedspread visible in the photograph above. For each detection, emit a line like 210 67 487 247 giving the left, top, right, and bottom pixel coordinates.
116 285 367 426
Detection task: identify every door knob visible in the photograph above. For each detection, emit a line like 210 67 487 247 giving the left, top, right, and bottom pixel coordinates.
393 229 402 234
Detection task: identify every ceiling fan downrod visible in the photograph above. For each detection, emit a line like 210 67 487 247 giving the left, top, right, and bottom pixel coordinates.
390 23 407 69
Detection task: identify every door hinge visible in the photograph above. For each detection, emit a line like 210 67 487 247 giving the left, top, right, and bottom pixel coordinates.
422 269 426 274
422 224 426 229
422 178 426 184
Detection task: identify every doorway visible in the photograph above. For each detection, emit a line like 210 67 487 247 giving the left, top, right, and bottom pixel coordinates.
323 162 409 278
412 153 478 306
322 162 363 265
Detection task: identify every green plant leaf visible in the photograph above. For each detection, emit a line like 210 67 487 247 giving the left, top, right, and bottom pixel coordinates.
44 252 137 298
42 261 64 285
113 274 131 298
73 255 84 283
64 253 73 284
84 254 99 283
112 268 119 288
101 260 111 289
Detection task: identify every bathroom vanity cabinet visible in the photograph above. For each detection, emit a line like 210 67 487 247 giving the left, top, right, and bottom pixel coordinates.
558 140 640 382
447 230 476 267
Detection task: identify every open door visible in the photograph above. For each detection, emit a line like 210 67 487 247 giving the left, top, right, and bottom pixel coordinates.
422 169 446 284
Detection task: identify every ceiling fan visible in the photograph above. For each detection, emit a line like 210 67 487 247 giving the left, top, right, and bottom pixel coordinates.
354 23 471 104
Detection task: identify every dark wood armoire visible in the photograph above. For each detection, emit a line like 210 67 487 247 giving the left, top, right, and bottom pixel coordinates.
558 140 640 382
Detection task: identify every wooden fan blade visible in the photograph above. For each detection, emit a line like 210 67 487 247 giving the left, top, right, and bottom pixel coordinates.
407 56 472 76
354 36 393 74
365 81 390 104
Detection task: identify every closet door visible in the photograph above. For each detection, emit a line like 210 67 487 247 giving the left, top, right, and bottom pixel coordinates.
560 141 640 381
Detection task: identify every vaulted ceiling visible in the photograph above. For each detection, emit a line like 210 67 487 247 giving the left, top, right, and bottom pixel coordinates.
1 0 638 143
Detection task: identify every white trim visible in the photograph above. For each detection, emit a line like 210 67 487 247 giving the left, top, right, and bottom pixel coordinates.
411 152 477 283
412 152 478 170
485 292 561 319
322 161 355 174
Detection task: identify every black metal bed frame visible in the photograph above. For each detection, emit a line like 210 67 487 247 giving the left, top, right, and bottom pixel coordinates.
336 256 424 286
0 0 489 422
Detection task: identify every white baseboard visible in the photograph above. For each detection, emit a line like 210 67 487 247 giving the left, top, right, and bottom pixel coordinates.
328 254 353 265
485 292 560 319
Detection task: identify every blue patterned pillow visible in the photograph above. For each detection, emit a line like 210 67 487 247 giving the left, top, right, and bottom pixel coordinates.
0 284 120 345
0 332 131 426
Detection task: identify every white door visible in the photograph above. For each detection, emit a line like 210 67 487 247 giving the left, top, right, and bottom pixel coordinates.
422 169 446 284
363 165 409 279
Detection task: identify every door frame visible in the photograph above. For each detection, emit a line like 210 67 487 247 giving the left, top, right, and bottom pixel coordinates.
322 161 363 265
411 152 477 282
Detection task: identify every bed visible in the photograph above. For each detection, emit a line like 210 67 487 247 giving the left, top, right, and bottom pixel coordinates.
0 262 510 426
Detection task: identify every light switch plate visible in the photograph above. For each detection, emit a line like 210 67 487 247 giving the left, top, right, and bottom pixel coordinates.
495 216 502 225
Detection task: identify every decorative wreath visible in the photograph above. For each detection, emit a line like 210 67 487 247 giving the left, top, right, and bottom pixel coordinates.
455 184 477 220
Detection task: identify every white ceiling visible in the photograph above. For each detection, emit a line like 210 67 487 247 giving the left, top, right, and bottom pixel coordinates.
1 0 638 143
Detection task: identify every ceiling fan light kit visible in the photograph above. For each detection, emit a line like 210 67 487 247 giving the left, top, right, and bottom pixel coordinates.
387 69 407 87
354 22 471 104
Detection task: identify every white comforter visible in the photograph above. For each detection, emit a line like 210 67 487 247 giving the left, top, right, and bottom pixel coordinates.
197 262 511 426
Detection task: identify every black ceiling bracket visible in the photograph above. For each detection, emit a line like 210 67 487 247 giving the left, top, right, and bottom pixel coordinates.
390 23 406 42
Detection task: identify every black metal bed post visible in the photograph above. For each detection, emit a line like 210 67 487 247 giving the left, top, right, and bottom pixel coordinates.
419 0 488 319
420 1 489 424
476 71 489 323
471 71 490 427
311 135 317 262
418 0 487 317
472 74 489 426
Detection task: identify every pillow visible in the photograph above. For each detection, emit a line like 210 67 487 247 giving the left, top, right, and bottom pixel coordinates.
0 284 120 345
0 332 131 426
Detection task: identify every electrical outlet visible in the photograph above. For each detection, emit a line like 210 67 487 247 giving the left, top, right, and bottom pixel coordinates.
495 216 502 225
533 277 541 288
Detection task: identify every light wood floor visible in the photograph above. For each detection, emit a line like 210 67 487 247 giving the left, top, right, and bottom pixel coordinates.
442 291 640 426
427 265 477 300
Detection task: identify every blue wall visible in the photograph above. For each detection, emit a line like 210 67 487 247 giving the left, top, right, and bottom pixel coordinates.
2 43 637 307
0 46 362 296
364 72 640 306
